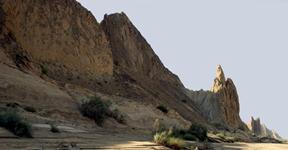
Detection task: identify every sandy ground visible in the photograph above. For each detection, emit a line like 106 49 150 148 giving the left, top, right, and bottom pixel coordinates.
1 125 288 150
0 125 169 150
208 143 288 150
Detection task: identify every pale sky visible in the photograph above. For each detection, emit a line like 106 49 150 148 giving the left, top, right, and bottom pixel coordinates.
77 0 288 138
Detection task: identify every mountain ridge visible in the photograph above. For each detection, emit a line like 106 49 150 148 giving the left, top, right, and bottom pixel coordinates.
0 0 283 144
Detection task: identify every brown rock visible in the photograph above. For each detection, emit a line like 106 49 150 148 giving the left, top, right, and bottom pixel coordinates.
100 12 205 124
248 116 282 140
187 65 247 130
1 0 113 82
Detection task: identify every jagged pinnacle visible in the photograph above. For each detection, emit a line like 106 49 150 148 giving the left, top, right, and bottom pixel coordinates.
216 65 226 84
211 65 226 92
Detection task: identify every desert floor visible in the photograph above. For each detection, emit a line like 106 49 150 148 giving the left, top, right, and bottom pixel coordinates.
0 125 287 150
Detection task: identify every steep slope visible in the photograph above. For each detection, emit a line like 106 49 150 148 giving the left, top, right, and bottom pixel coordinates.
100 12 205 124
1 0 113 84
187 65 247 130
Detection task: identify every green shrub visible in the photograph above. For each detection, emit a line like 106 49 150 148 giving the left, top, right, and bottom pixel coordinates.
170 127 201 141
154 131 185 149
167 137 185 149
154 131 170 145
0 110 32 138
80 96 125 126
157 105 168 114
188 124 208 141
23 106 36 113
183 133 198 141
50 124 60 133
40 65 48 75
80 96 110 126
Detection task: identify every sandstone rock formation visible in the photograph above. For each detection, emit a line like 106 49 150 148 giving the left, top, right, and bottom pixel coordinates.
187 65 247 130
0 0 204 130
248 117 282 140
211 65 243 129
0 0 282 140
1 0 113 84
100 12 204 124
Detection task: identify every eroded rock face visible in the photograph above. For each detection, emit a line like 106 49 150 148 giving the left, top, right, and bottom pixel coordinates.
0 0 113 82
211 65 242 128
101 13 182 86
100 13 205 124
188 65 247 130
248 117 282 139
0 0 206 127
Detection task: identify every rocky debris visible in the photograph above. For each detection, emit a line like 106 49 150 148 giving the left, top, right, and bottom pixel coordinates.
247 117 282 140
187 65 247 130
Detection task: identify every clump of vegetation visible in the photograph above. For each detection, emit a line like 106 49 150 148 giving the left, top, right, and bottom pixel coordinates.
169 124 208 142
40 64 48 75
170 129 197 141
23 106 36 113
187 124 208 141
50 123 60 133
80 96 110 126
0 110 32 138
79 96 125 126
157 105 168 114
166 137 185 149
153 124 208 149
154 130 185 150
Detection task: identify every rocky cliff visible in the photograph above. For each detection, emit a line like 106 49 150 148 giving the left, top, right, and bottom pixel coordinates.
248 117 282 140
1 0 113 84
0 0 282 140
0 0 205 130
187 65 247 130
100 12 204 123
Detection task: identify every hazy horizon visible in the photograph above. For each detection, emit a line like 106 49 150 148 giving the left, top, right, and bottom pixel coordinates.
78 0 288 138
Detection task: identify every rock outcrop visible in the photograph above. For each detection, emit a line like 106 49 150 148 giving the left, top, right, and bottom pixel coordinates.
248 117 282 140
187 65 247 130
211 65 243 129
1 0 113 84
